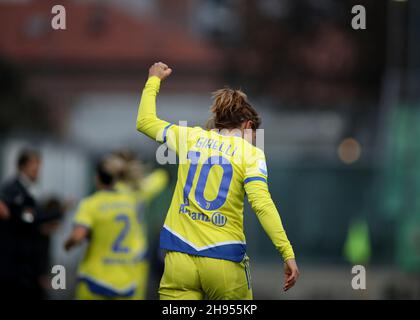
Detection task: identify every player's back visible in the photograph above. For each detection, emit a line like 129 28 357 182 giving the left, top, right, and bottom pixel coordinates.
161 127 267 262
74 189 143 294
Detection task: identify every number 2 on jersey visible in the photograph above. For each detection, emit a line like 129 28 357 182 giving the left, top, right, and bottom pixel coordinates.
112 214 131 253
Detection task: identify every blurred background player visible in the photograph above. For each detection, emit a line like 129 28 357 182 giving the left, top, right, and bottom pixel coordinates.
103 149 169 299
64 159 160 300
0 148 64 299
136 62 299 299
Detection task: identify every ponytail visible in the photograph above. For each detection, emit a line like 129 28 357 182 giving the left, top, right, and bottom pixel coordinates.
206 88 261 130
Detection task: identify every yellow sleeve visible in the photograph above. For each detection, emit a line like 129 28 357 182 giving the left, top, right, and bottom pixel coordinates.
138 168 170 202
136 76 189 154
244 150 295 261
73 199 94 229
245 182 295 261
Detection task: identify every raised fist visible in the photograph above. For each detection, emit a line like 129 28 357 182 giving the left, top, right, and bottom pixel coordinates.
148 62 172 80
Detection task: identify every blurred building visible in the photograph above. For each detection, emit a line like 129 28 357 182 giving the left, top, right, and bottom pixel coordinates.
0 0 223 141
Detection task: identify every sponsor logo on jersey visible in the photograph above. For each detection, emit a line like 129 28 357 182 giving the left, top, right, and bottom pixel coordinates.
211 212 227 227
179 205 227 226
179 204 210 222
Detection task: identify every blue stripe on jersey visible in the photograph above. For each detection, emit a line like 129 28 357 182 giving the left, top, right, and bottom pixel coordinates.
78 275 136 298
244 176 267 184
162 123 174 143
160 227 246 262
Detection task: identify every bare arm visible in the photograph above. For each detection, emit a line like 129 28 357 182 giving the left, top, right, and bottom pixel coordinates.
64 225 90 251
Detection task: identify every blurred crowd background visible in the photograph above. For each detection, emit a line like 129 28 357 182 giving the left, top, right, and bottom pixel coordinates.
0 0 419 299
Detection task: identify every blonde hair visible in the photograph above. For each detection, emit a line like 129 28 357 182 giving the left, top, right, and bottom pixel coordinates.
103 149 144 190
206 88 261 130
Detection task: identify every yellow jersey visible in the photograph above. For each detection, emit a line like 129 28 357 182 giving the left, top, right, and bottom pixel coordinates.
136 76 295 263
115 168 169 204
114 168 169 261
73 189 144 297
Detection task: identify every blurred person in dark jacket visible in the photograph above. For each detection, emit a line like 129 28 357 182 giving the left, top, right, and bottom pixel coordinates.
0 148 64 299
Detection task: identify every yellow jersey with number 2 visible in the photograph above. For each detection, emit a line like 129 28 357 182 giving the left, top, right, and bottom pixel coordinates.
73 189 143 298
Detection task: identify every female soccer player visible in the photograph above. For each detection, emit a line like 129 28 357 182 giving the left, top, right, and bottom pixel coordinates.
64 161 145 300
104 150 169 299
136 62 299 300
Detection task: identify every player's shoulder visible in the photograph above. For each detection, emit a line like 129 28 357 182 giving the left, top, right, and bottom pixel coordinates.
113 190 138 208
185 126 211 145
238 138 265 159
253 145 266 159
188 126 206 137
247 140 265 155
82 190 113 204
84 190 134 207
79 192 100 208
102 189 132 201
237 141 267 180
